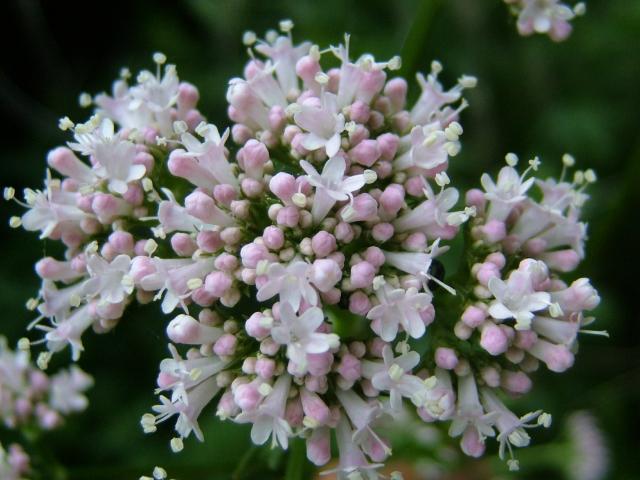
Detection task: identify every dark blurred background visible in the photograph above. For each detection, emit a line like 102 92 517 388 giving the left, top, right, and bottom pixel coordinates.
0 0 638 478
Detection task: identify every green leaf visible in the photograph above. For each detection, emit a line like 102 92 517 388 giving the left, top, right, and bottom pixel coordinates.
324 304 371 341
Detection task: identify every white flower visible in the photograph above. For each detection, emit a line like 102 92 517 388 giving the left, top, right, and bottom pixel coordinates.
44 305 96 360
255 35 310 96
301 155 366 223
158 344 228 404
294 91 345 157
270 303 339 373
335 389 390 461
480 388 548 462
367 284 433 341
448 374 496 442
395 123 454 171
152 376 220 441
365 346 427 412
481 166 535 222
487 270 550 330
177 124 238 187
21 185 87 239
393 183 459 234
256 261 318 311
49 365 93 414
83 254 133 305
234 374 293 449
140 258 215 314
68 118 146 194
383 239 455 294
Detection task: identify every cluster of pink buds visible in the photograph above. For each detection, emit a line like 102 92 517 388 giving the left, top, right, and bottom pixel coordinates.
9 21 603 477
0 336 92 431
504 0 586 41
0 442 30 480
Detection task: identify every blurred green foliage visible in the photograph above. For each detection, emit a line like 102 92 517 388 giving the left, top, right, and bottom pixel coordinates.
0 0 638 478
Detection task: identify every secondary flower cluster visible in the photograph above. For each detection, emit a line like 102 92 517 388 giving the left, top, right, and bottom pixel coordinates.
10 22 602 477
0 442 29 480
503 0 586 41
0 336 92 431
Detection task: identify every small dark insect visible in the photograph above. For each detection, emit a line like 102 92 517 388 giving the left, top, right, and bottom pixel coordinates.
428 259 445 291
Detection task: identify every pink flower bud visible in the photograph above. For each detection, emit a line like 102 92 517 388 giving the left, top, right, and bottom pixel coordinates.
285 398 304 427
306 428 331 466
501 371 532 395
481 219 507 243
466 188 486 212
108 231 134 254
177 82 199 110
349 100 371 124
485 252 506 269
341 193 378 223
435 347 459 370
309 259 342 292
232 124 252 145
217 390 240 417
334 222 355 243
404 176 426 197
240 178 263 198
239 243 267 268
480 366 501 388
349 139 380 168
476 262 500 286
349 291 371 315
47 147 94 183
350 261 376 289
307 352 333 376
403 232 427 251
376 133 400 160
276 205 300 227
372 222 394 242
213 184 237 206
461 427 486 458
311 231 337 258
256 228 281 253
197 230 223 253
480 323 509 355
368 338 387 358
540 249 580 273
552 278 600 312
296 55 321 84
204 271 233 297
122 184 144 206
92 193 129 223
528 340 575 373
185 191 216 220
384 78 408 111
337 353 362 383
363 246 385 268
240 139 269 178
262 105 287 131
255 357 276 379
379 184 405 216
461 305 486 328
168 233 194 257
234 382 261 411
269 172 296 202
245 312 270 339
130 256 156 283
299 388 330 426
214 333 238 356
349 124 370 146
167 314 222 344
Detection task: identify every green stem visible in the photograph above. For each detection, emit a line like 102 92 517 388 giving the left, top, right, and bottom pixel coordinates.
284 439 312 480
399 0 444 81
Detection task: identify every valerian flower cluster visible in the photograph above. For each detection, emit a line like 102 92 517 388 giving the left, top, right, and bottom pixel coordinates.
0 337 92 480
504 0 586 41
8 21 602 477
